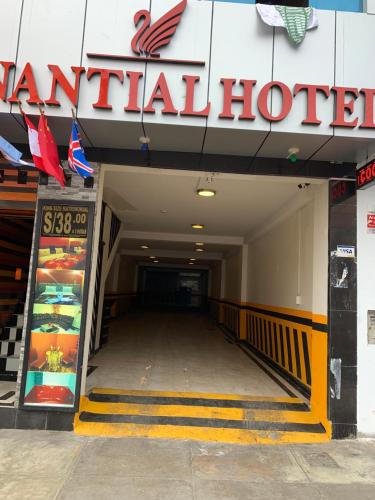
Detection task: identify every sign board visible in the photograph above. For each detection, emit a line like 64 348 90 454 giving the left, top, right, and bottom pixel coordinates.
19 200 94 412
368 311 375 345
357 160 375 190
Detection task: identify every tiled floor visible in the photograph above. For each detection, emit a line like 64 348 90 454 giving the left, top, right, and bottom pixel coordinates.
1 430 375 499
87 311 288 397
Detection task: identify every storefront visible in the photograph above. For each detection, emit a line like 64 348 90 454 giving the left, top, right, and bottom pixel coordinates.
0 0 374 440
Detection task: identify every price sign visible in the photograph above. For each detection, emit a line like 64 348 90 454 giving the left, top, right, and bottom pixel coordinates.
41 205 89 237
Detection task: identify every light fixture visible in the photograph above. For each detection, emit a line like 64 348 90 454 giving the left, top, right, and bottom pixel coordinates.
195 242 204 246
154 260 159 263
190 258 196 261
191 224 205 230
150 256 156 259
189 262 194 265
141 245 149 250
196 248 204 252
197 188 216 198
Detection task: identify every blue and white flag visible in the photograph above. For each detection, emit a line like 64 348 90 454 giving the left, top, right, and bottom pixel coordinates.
0 136 34 167
68 120 94 178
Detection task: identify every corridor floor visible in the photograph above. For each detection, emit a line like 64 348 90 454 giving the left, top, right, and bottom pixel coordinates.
86 311 288 397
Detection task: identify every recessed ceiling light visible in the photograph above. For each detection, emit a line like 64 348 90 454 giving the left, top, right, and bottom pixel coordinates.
195 242 204 246
196 248 204 252
190 258 196 261
160 209 168 214
197 189 216 198
153 260 159 263
140 245 149 249
150 256 156 259
191 224 205 230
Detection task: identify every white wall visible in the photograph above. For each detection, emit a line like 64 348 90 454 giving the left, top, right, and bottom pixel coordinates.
357 185 375 435
247 202 314 311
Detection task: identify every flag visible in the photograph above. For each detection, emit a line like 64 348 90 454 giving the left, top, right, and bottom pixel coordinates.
0 136 34 167
38 113 65 187
22 113 46 173
68 120 94 178
256 4 318 45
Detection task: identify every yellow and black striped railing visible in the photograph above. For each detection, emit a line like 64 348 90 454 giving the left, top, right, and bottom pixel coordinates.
209 299 328 400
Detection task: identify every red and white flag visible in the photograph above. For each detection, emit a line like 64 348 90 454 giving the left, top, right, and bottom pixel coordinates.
22 113 46 173
38 113 65 187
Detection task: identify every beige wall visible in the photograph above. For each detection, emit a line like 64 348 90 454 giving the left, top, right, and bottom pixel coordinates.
247 201 315 312
117 256 137 293
210 261 222 299
224 248 243 303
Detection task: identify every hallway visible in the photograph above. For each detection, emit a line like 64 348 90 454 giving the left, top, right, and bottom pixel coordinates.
86 312 288 397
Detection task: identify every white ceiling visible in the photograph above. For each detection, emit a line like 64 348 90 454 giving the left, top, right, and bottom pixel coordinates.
105 166 323 264
105 167 322 238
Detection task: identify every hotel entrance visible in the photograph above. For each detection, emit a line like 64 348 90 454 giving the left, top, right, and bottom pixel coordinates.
72 164 350 444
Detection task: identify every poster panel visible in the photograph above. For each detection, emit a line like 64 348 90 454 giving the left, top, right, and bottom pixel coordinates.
20 201 94 411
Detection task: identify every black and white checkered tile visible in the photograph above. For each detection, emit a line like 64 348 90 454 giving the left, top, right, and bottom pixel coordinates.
0 312 24 380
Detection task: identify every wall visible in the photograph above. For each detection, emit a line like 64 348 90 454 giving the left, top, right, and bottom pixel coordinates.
247 201 314 312
118 256 138 294
357 185 375 435
1 1 374 163
210 261 222 299
223 248 243 302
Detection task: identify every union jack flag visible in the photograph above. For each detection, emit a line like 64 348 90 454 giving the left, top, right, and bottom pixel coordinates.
68 120 94 178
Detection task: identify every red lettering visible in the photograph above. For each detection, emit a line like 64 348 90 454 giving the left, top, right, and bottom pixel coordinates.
258 81 293 122
124 71 143 113
331 86 359 128
0 62 15 101
8 63 42 104
180 75 210 117
44 65 85 106
87 67 124 109
219 78 256 120
360 88 375 128
294 83 330 125
143 72 178 115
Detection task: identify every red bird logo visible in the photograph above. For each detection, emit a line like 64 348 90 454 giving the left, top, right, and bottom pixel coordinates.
131 0 187 58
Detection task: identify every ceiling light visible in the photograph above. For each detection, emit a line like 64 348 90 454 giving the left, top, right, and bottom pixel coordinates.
191 224 205 230
195 242 204 246
190 258 196 261
141 245 149 249
189 262 194 265
153 260 159 263
150 256 156 259
197 189 216 198
196 248 204 252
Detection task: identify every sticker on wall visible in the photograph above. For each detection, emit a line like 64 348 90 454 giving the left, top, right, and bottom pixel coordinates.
367 206 375 234
368 311 375 345
336 246 355 258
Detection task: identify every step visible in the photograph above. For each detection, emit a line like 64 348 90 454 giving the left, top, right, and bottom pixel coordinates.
9 314 24 328
75 389 330 445
0 327 23 341
0 356 20 373
0 340 21 357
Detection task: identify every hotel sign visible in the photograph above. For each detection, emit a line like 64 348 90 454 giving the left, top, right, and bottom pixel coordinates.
1 0 375 129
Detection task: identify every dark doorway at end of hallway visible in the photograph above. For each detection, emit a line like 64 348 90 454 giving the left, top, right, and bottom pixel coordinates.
138 267 209 312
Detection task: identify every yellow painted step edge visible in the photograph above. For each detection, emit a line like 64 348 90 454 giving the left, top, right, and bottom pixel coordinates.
74 417 329 445
88 389 305 404
79 398 320 424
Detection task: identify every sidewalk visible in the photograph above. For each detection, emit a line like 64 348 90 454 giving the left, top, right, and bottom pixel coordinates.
1 430 374 499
